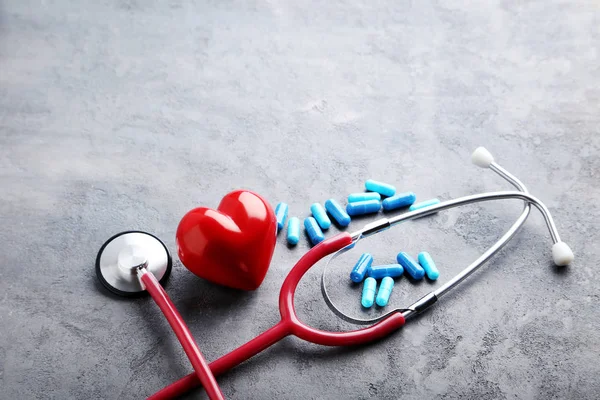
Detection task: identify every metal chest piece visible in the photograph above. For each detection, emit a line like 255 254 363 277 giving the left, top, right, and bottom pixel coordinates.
96 231 172 296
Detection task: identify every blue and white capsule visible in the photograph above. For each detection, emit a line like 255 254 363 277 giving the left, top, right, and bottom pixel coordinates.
310 203 331 230
418 251 439 280
367 264 404 279
275 202 288 232
396 252 425 280
361 277 377 308
376 277 394 307
324 199 351 227
286 217 300 245
350 253 373 283
348 192 381 203
382 192 416 211
365 179 396 197
409 198 441 212
346 200 381 216
304 217 325 245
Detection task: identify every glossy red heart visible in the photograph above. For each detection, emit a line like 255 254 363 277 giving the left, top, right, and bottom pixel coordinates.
176 190 277 291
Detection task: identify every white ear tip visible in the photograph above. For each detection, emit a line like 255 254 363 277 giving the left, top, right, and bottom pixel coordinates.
552 242 574 266
471 147 494 168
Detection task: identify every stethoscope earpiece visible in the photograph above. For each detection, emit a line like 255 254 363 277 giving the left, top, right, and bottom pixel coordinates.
552 242 574 266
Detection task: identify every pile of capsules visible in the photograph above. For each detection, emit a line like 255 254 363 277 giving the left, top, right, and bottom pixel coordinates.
275 179 441 246
350 251 439 308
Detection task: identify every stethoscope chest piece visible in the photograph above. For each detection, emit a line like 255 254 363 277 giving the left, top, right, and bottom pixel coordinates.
96 231 172 296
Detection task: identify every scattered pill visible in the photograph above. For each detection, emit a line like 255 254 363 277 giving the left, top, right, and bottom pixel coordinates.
418 251 439 280
368 264 404 279
324 199 351 227
365 179 396 197
304 217 325 245
275 202 288 232
350 253 373 283
346 200 381 216
408 198 441 212
381 192 416 211
376 277 394 307
361 277 377 308
287 217 300 245
310 203 331 230
348 192 381 203
396 252 425 280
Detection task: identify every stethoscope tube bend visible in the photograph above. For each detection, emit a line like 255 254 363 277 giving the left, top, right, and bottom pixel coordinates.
149 232 406 399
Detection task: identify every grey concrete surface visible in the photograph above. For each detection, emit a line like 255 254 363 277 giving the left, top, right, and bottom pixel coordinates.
1 1 599 399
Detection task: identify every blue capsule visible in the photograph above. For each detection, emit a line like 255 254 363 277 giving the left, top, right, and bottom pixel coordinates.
350 253 373 283
376 277 394 307
382 192 416 211
368 264 404 279
304 217 325 245
275 202 288 232
418 251 439 280
287 217 300 245
361 277 377 308
408 198 441 212
365 179 396 197
324 199 351 227
310 203 331 230
348 192 381 203
396 252 425 280
346 200 381 216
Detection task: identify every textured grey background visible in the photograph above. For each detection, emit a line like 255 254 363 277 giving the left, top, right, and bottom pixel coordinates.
1 1 599 399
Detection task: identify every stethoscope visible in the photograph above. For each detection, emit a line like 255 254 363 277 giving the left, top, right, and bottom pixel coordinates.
95 147 573 399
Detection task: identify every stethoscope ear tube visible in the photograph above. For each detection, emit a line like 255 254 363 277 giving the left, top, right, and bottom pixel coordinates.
322 156 574 325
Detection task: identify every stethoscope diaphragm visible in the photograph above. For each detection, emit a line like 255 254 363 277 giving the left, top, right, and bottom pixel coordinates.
95 230 172 296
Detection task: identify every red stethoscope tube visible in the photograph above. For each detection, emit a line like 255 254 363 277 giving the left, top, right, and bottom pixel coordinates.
140 272 225 400
148 233 406 399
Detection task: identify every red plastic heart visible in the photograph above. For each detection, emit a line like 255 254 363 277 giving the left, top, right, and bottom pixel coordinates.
176 190 277 291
